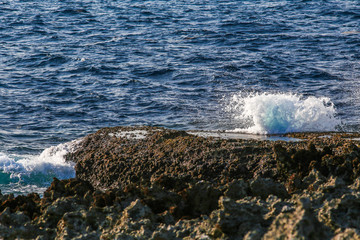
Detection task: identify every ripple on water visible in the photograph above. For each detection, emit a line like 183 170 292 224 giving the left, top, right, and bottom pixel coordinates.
0 0 359 152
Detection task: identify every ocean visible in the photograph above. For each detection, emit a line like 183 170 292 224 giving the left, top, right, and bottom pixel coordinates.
0 0 359 195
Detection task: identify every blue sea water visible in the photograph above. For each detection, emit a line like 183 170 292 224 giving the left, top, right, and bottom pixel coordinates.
0 0 360 194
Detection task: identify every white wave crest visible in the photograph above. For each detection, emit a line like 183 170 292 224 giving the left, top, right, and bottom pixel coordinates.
227 92 341 134
0 139 81 189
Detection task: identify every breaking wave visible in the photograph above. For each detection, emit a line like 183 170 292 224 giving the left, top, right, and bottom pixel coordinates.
0 139 81 195
227 92 341 134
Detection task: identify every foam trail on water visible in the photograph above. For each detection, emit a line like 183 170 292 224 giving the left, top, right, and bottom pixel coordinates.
0 139 81 195
227 92 341 134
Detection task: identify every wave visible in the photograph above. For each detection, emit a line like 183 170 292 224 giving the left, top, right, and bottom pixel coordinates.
227 92 341 134
0 139 81 195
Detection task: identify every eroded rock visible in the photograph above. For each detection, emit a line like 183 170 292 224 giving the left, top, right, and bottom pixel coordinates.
250 177 289 199
264 198 332 239
2 127 360 239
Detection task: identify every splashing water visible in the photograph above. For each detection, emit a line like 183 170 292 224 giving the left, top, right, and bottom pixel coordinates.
0 139 81 195
227 92 341 134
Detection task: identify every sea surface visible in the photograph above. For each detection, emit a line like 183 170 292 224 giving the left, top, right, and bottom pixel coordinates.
1 0 360 194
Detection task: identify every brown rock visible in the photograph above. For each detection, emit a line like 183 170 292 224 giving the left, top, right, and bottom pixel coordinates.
182 181 221 218
224 179 249 200
263 198 331 239
210 197 268 238
250 177 289 199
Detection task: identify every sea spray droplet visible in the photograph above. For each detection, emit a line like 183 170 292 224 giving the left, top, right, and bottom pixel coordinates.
228 93 341 134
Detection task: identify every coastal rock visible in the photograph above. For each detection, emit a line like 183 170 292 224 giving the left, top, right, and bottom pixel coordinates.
224 179 249 200
319 193 360 230
303 168 326 191
0 207 42 239
151 225 180 240
42 177 94 204
209 196 268 238
0 193 40 220
38 197 86 229
0 207 30 226
138 185 181 216
3 127 360 239
65 126 271 190
332 228 360 240
123 199 154 222
182 181 221 217
350 177 360 190
102 199 156 239
263 198 331 239
250 177 289 199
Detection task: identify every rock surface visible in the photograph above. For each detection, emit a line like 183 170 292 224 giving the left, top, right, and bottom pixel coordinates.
2 126 360 239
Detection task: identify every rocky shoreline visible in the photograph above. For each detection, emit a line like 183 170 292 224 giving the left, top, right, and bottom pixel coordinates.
1 126 360 239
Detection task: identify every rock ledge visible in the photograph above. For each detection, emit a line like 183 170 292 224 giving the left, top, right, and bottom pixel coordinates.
2 126 360 239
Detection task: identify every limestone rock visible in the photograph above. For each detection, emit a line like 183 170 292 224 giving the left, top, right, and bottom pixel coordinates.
263 198 331 239
182 181 221 217
2 127 360 239
210 196 268 238
332 228 360 240
250 177 289 199
123 199 154 222
303 168 326 190
319 194 360 230
224 179 249 200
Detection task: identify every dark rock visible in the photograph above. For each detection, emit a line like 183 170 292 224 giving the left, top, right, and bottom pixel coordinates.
181 181 221 218
42 177 94 204
3 127 360 239
65 126 272 190
250 177 289 199
320 194 360 230
210 197 268 238
0 193 40 220
224 179 249 200
264 198 332 239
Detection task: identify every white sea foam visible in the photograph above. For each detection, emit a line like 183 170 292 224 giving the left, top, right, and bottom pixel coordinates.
109 130 149 139
227 92 341 134
0 139 81 194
